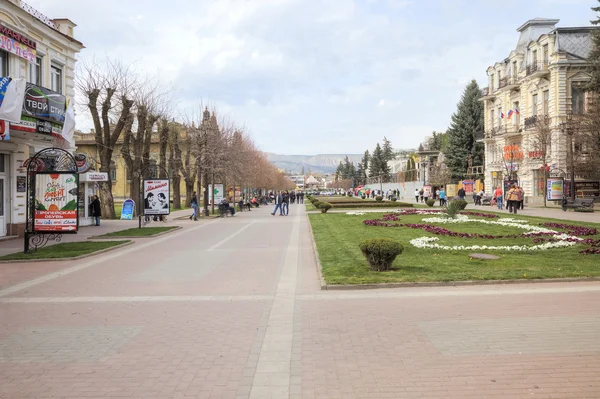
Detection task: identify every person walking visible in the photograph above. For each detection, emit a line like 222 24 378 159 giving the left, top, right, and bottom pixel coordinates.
439 188 446 206
424 189 429 203
517 186 525 210
506 184 520 214
272 191 284 216
457 187 465 200
419 188 424 203
282 191 290 216
414 188 420 203
475 189 484 206
493 186 503 210
89 195 102 226
189 191 198 220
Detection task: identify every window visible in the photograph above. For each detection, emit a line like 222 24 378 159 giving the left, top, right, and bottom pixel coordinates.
532 50 538 65
512 61 517 78
28 56 42 86
532 94 538 116
490 109 495 128
110 160 117 181
0 154 5 173
513 101 520 126
543 44 549 63
572 85 585 115
50 63 62 93
543 90 549 115
0 50 8 76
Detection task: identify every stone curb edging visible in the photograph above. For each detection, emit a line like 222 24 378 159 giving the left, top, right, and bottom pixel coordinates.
323 277 600 290
87 226 182 239
305 215 327 290
0 241 134 264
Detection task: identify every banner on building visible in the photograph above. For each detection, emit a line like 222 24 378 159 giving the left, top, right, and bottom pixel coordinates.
0 24 36 63
208 184 224 204
22 83 66 125
143 179 170 215
546 177 564 201
34 173 78 232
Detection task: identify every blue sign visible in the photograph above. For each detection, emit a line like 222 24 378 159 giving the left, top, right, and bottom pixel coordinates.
0 76 11 108
120 199 135 220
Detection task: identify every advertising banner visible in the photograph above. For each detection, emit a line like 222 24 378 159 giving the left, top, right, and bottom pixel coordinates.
121 199 135 220
0 32 36 63
22 83 66 125
208 184 224 204
34 173 78 232
0 119 8 141
143 179 170 215
462 180 474 194
546 177 564 201
563 181 600 198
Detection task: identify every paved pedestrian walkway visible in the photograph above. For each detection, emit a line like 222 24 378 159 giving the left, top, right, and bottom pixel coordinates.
1 202 599 398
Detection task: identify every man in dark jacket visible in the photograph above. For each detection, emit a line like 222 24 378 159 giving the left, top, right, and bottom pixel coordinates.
457 187 466 200
90 195 102 226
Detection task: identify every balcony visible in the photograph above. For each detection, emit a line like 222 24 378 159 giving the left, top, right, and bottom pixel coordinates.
500 75 520 91
524 115 538 129
480 87 496 101
526 61 549 78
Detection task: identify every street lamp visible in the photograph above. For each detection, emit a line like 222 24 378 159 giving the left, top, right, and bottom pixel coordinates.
561 113 576 201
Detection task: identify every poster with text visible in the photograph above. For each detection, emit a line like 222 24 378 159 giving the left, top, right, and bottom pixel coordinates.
546 177 564 201
121 199 135 220
34 173 78 232
208 184 224 204
143 179 170 215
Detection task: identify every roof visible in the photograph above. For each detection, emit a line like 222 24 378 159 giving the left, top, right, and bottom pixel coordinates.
554 27 600 60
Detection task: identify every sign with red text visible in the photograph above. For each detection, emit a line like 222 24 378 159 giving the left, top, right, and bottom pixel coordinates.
143 179 170 215
0 24 36 63
34 173 78 232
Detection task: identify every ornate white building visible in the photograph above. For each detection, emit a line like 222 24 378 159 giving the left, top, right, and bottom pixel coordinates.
480 18 598 204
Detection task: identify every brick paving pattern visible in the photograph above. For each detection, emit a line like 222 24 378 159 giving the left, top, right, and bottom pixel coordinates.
0 203 599 398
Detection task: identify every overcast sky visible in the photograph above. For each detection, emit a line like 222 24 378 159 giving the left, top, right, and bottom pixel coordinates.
34 0 595 154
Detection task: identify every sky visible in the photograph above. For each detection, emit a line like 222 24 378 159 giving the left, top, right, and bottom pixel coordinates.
33 0 596 155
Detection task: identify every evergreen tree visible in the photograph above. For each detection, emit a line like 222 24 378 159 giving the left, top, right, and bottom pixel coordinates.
360 150 370 182
369 143 389 179
443 80 484 179
382 136 394 162
334 161 343 181
586 1 600 92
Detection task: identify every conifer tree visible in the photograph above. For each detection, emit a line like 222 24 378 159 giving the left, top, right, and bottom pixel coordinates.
586 1 600 92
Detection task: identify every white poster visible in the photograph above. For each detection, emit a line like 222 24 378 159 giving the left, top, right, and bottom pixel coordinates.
143 179 170 215
208 184 224 204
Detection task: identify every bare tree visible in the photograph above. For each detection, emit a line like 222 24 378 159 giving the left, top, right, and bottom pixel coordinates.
77 58 136 218
531 116 553 206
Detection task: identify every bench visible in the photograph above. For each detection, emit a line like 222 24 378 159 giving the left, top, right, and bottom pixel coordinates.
562 197 595 212
481 196 493 205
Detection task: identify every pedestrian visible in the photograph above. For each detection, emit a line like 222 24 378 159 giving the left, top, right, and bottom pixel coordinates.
424 189 429 203
414 188 420 203
189 191 198 221
282 191 290 216
475 189 484 206
506 184 520 214
517 186 525 210
419 188 424 203
272 191 284 216
439 188 446 206
457 187 465 200
493 186 503 210
89 195 102 226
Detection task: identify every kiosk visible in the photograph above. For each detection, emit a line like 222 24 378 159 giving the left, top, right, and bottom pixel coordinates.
78 172 108 226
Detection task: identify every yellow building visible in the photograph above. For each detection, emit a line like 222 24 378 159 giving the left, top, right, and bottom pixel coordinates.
74 128 191 202
480 18 599 204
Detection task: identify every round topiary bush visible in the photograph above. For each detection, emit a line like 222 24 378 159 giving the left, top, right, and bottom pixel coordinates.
319 202 332 213
312 200 321 208
359 238 404 271
361 195 366 199
391 197 397 202
426 198 436 207
375 196 383 202
454 199 468 210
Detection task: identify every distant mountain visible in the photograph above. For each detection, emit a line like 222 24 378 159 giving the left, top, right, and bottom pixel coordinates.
266 153 363 174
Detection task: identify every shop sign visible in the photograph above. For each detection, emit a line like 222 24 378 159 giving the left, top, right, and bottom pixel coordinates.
74 153 92 173
0 119 8 141
0 24 36 63
22 83 66 125
83 172 108 182
546 177 563 201
11 117 61 135
503 144 524 160
528 151 544 158
120 199 135 220
143 179 170 215
34 173 78 232
16 176 26 192
564 181 600 198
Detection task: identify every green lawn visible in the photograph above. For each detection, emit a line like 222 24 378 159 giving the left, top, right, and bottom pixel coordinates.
0 241 130 261
98 226 178 237
309 211 600 285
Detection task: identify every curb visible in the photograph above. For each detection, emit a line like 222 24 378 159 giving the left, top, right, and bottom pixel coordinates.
0 240 134 263
88 226 182 239
322 277 600 290
306 216 327 290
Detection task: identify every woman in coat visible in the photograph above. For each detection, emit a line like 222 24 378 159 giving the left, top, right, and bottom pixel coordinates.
90 195 102 226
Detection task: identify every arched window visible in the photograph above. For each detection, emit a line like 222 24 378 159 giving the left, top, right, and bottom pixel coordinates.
110 160 117 181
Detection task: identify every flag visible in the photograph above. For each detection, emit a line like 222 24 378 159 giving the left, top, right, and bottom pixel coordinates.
0 77 26 122
61 98 76 145
500 112 505 119
507 110 514 119
515 108 520 115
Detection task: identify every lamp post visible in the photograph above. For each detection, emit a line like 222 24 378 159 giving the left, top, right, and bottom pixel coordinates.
561 113 576 201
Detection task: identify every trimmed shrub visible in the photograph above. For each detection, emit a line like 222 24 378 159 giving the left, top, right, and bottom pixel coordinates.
454 199 468 210
445 200 466 218
361 195 366 199
426 198 436 207
312 200 321 208
375 196 383 202
391 197 397 202
359 238 404 271
319 202 332 213
328 202 414 209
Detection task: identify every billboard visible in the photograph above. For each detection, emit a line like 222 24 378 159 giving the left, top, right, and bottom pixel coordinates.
208 184 224 204
143 179 170 215
22 83 66 125
546 177 564 201
34 173 78 232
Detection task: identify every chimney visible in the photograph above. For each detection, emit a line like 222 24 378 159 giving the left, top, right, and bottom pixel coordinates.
51 18 77 38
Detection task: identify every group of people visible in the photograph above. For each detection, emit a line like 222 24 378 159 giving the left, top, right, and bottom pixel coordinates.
414 187 447 206
272 191 292 216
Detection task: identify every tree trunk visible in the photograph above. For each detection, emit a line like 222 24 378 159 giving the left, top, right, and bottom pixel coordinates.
130 178 141 217
99 153 116 219
185 180 194 208
172 174 181 209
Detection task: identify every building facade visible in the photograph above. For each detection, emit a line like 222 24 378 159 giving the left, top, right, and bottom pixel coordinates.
480 18 598 204
0 0 84 237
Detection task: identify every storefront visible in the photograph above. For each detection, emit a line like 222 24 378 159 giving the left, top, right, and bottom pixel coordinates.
78 172 108 226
